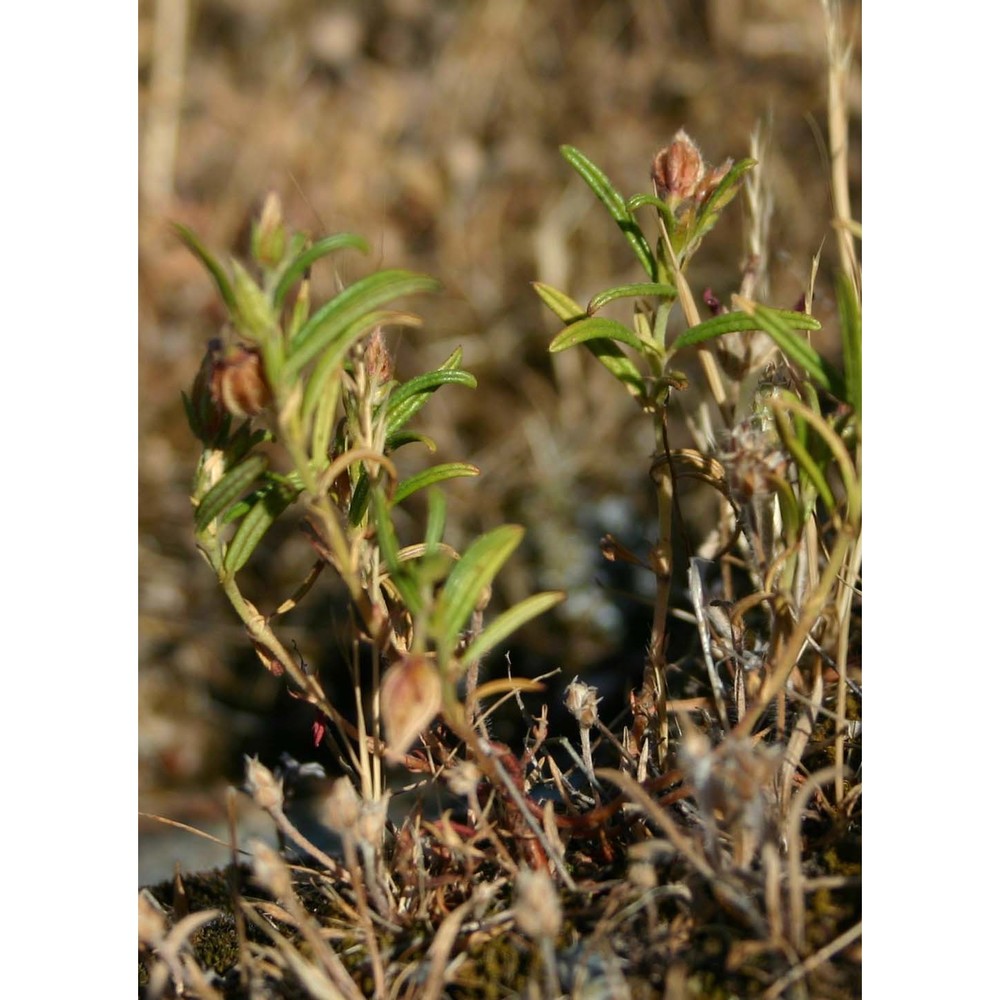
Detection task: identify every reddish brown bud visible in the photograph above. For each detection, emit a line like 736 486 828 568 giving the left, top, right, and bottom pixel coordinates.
652 130 705 202
210 344 272 419
380 654 442 761
363 327 394 384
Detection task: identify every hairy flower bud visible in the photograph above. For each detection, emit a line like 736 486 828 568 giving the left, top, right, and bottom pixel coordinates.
210 344 272 419
363 327 394 384
380 654 442 761
652 129 705 202
323 775 361 835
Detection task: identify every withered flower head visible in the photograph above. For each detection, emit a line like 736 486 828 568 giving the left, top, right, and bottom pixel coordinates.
652 129 705 202
564 676 601 729
210 343 272 419
244 755 283 813
720 419 788 502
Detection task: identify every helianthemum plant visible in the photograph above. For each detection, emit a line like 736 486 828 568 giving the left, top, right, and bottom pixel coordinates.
181 194 564 799
535 127 860 772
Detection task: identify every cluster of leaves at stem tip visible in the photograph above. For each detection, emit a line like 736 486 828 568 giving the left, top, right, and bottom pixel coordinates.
534 134 860 540
179 193 564 756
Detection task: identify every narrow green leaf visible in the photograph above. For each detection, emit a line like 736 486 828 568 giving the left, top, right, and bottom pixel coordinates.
587 282 676 314
672 310 821 351
550 316 647 354
560 145 656 278
174 223 237 315
347 466 370 526
271 233 369 307
383 369 477 438
371 486 400 572
836 272 862 415
772 406 836 513
393 463 480 505
287 270 439 375
625 193 674 215
223 482 297 576
696 158 756 224
425 488 447 552
586 340 646 398
433 525 524 659
386 430 437 453
459 591 565 668
372 487 423 614
742 304 845 398
195 454 268 531
531 281 587 323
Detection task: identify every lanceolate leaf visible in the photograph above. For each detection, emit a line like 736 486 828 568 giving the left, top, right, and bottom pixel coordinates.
287 270 439 375
383 369 477 438
550 316 647 354
695 158 757 224
459 591 565 668
385 430 437 453
837 272 862 416
587 282 676 314
271 233 369 307
671 310 821 352
174 223 237 315
584 340 646 399
195 454 268 531
560 146 657 278
735 302 846 399
223 482 298 576
531 282 587 323
393 463 480 505
433 525 524 659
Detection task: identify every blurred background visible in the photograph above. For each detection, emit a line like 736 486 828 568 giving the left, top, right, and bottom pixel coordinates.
138 0 860 865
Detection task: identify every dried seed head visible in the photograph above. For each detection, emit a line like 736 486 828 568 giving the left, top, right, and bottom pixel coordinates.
244 755 283 813
514 868 562 941
210 344 272 419
323 775 361 835
652 129 705 202
680 733 781 833
720 419 788 502
250 839 294 900
380 653 442 761
564 676 601 729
